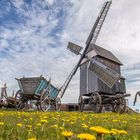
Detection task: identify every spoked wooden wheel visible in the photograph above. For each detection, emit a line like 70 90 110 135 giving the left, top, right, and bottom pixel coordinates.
55 97 61 111
15 90 27 110
103 104 114 112
36 102 41 111
30 101 41 111
90 92 102 113
78 96 84 112
40 91 51 112
113 98 126 113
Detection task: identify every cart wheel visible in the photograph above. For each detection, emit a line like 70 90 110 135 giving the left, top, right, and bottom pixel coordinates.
104 104 114 112
55 97 61 111
15 90 26 110
34 100 41 111
113 98 126 113
40 91 51 112
36 103 41 111
78 96 84 112
90 92 102 113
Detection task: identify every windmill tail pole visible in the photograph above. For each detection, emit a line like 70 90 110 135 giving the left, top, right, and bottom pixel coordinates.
59 66 77 98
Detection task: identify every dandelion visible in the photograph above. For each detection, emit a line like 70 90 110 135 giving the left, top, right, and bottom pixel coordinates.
0 122 4 125
118 130 128 135
27 138 36 140
70 122 75 125
82 125 88 128
50 124 58 128
42 116 47 119
24 119 27 121
110 129 118 135
36 123 41 127
61 131 73 138
90 126 110 140
122 121 127 123
90 126 110 134
40 119 48 123
30 117 33 121
26 125 32 128
110 129 128 135
17 123 23 127
60 126 64 130
77 133 96 140
66 119 70 122
82 124 88 128
112 120 120 122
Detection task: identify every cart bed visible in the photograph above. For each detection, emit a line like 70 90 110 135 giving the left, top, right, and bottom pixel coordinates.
17 76 59 100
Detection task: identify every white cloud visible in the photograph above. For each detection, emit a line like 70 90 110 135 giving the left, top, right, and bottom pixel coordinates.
45 0 54 6
11 0 24 8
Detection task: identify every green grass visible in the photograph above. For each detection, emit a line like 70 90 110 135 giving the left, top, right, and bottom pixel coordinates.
0 110 140 140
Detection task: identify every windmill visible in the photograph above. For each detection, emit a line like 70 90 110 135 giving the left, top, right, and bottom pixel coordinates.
60 1 113 98
59 1 130 113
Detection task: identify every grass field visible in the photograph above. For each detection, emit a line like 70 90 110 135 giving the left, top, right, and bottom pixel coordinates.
0 111 140 140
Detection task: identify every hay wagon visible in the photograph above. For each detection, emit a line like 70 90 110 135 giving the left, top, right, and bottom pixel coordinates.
14 76 61 111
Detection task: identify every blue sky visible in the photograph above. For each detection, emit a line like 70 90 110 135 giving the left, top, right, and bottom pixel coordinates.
0 0 140 110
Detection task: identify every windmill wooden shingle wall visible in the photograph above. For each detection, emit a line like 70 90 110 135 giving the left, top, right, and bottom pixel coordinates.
80 44 126 96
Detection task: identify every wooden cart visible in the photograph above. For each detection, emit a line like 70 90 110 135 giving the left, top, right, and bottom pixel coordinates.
15 76 61 111
79 92 130 113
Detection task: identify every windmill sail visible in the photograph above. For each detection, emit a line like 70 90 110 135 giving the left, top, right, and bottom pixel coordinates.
86 1 112 50
67 42 83 55
88 60 120 88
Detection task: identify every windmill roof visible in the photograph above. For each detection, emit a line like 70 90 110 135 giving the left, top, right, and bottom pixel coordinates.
89 44 123 65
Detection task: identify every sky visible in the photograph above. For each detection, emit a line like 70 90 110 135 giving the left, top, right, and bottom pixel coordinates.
0 0 140 110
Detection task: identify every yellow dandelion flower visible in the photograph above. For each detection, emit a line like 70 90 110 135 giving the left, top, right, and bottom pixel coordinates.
122 121 127 123
27 138 36 140
27 125 32 128
61 131 73 137
0 122 4 125
42 116 47 119
90 126 110 134
51 124 58 128
82 125 88 128
40 119 48 123
60 127 64 130
70 122 75 125
30 118 33 120
77 133 96 140
110 129 119 135
110 129 128 135
118 130 128 135
36 123 41 127
112 120 120 122
17 123 23 127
